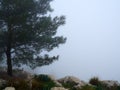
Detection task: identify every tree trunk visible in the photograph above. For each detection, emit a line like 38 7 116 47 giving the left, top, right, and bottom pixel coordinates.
6 23 13 76
6 49 12 76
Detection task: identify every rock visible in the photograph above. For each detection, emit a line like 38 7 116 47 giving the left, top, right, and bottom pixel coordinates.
58 76 86 87
4 87 15 90
46 75 62 87
47 75 56 81
58 76 87 89
51 87 68 90
54 81 62 87
73 84 83 89
73 83 93 89
101 80 120 87
58 76 81 84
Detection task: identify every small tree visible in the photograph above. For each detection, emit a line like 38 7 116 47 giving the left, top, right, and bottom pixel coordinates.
0 0 66 76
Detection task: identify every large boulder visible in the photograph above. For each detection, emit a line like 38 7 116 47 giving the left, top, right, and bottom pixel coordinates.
58 76 84 85
51 87 68 90
4 87 15 90
101 80 120 87
58 76 86 89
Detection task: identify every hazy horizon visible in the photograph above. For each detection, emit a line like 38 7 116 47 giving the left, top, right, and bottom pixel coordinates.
33 0 120 82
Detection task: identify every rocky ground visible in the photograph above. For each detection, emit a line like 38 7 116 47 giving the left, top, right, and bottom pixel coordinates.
0 68 120 90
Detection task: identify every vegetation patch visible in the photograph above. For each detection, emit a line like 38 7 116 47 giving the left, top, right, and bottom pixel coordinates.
32 74 56 90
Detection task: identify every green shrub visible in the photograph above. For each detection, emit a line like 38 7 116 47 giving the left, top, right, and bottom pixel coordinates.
32 79 47 90
33 74 56 89
89 77 101 86
34 74 51 82
61 82 76 90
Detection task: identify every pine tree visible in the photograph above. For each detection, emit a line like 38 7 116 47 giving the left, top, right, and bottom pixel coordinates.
0 0 66 76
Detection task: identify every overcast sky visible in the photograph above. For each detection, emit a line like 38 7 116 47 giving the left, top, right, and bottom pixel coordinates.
34 0 120 82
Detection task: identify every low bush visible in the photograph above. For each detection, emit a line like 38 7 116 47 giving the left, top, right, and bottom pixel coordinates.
61 82 76 90
32 74 56 89
89 77 101 86
7 78 30 90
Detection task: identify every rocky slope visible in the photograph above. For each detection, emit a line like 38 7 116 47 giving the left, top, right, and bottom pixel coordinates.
0 74 120 90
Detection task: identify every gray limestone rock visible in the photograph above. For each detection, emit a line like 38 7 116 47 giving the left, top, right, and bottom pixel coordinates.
4 87 15 90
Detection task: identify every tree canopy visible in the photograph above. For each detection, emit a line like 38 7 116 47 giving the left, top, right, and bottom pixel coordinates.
0 0 66 76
